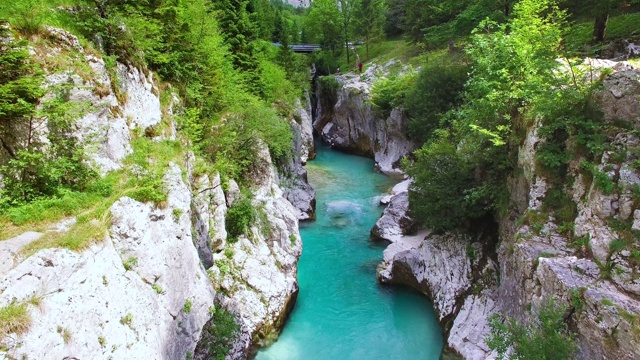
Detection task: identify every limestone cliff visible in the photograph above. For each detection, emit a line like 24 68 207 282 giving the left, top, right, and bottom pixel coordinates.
377 60 640 359
313 66 415 175
0 27 307 360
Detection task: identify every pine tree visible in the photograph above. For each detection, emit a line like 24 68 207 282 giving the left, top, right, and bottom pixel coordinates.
356 0 386 59
213 0 258 71
0 25 44 161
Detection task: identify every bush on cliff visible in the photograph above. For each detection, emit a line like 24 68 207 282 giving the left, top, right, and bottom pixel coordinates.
486 299 577 360
225 193 257 242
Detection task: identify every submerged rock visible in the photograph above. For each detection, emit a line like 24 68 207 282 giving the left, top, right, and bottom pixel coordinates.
326 200 363 227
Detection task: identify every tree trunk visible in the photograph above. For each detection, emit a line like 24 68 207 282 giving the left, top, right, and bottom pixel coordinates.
345 39 350 65
593 13 609 43
366 41 369 60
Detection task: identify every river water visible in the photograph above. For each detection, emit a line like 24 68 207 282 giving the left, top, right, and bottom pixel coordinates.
256 143 443 360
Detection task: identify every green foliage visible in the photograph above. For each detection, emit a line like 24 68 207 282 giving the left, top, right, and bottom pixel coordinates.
355 0 387 58
225 193 257 242
201 306 239 360
370 72 416 118
152 283 164 295
305 0 342 53
462 0 567 147
0 71 97 209
123 257 138 271
205 98 292 180
119 313 133 327
569 287 586 311
183 299 192 314
580 161 616 195
406 139 489 232
213 0 258 71
404 54 469 143
0 24 44 159
487 298 577 360
0 301 31 338
172 209 183 223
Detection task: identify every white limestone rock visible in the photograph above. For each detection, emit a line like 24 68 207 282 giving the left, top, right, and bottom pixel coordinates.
447 288 498 360
371 185 413 242
380 233 474 320
294 95 315 163
118 63 162 130
226 179 241 207
200 142 302 359
314 69 415 174
0 164 216 360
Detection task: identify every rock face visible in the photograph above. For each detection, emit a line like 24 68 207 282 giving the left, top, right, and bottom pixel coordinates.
198 143 302 359
281 99 316 221
371 179 414 242
313 72 415 175
0 165 215 360
495 61 640 360
378 230 498 359
37 26 164 174
375 60 640 360
0 27 304 360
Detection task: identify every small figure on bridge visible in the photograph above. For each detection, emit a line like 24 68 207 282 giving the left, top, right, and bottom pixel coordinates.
358 62 363 73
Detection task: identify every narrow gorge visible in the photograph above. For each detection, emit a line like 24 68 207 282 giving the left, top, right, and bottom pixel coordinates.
2 1 640 359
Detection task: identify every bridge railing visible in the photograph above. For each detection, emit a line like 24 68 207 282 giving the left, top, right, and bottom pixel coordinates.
271 43 321 53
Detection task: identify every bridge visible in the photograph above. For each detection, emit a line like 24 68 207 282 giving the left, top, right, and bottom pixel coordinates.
271 43 321 53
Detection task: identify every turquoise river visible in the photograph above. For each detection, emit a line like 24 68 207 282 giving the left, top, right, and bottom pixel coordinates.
256 143 443 360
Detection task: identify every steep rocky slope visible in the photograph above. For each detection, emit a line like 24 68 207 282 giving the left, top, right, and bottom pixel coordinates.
0 27 309 360
377 60 640 359
313 65 415 175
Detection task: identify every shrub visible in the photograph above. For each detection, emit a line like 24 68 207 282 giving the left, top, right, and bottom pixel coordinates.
183 299 192 314
406 139 487 232
225 195 257 242
404 55 469 143
487 298 577 360
205 98 292 180
0 301 31 338
123 257 138 271
370 72 416 118
199 307 239 360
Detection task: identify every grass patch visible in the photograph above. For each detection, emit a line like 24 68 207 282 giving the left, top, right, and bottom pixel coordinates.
57 325 72 344
565 12 640 55
123 257 138 271
183 299 192 314
2 137 186 256
327 39 424 75
0 301 31 338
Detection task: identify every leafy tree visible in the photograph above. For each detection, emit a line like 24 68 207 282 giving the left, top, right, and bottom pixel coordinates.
0 25 44 161
462 0 566 146
562 0 640 43
404 55 469 143
248 0 276 41
487 299 577 359
405 138 487 232
305 0 342 52
338 0 360 65
355 0 386 59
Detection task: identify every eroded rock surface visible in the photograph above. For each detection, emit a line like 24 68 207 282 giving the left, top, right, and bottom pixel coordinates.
375 61 640 359
0 165 215 360
313 70 415 175
371 179 413 242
